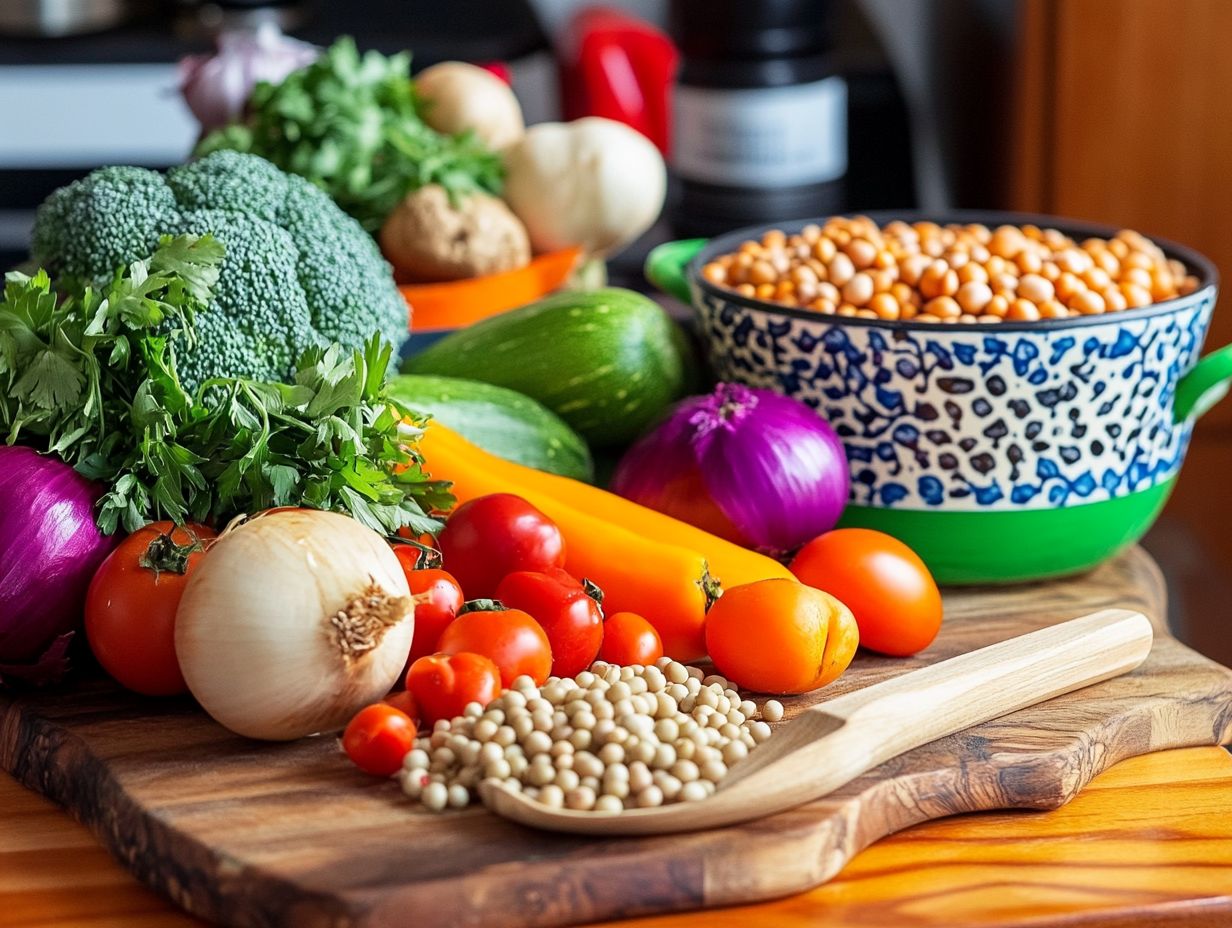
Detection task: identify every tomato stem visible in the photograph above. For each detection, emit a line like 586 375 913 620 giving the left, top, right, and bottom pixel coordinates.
458 598 508 615
138 530 205 577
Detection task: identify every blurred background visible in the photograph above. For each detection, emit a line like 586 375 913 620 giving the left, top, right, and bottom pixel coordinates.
1 0 1227 660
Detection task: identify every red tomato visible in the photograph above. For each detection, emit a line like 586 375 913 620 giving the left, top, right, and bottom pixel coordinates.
598 612 663 666
438 607 553 687
438 494 565 598
494 568 603 677
85 522 215 696
392 549 465 664
789 528 942 657
406 652 502 725
384 689 421 722
342 704 418 776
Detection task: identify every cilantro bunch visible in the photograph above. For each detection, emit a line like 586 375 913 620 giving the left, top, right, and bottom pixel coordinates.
196 37 504 232
0 234 450 536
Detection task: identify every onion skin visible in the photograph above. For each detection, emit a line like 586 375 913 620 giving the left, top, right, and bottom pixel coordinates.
611 384 850 557
0 447 115 685
175 509 414 741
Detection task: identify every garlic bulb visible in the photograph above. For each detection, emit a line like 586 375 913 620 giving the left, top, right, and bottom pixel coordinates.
175 510 414 740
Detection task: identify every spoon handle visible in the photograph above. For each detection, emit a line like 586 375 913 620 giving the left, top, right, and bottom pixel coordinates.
718 609 1154 818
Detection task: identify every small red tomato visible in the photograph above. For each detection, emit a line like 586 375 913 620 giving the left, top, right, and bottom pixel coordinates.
438 494 565 598
384 689 421 722
342 704 418 776
598 612 663 666
438 607 553 687
85 521 215 696
393 550 465 664
406 652 502 725
495 568 602 678
790 528 942 657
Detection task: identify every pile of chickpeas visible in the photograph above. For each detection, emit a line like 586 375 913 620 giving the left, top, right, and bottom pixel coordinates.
701 216 1201 323
399 659 784 813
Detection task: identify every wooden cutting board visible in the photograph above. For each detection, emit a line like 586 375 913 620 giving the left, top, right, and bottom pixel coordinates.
2 547 1231 928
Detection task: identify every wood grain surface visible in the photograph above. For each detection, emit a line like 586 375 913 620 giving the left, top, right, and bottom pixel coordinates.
2 548 1231 928
8 746 1232 928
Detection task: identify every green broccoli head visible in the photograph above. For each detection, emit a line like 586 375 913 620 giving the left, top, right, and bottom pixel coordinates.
31 150 409 390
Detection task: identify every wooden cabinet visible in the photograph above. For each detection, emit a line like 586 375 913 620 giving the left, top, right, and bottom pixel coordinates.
1011 0 1232 664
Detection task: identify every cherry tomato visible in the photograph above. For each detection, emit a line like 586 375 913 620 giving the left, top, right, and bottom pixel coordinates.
495 568 602 677
438 606 553 687
384 689 421 722
85 521 215 696
406 652 502 725
342 704 418 776
393 549 465 664
598 612 663 666
789 528 942 657
438 494 565 598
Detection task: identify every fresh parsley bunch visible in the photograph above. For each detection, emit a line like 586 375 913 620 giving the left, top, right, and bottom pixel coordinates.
0 234 451 536
196 37 504 232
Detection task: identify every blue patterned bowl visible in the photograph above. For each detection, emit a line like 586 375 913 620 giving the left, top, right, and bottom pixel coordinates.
646 213 1232 584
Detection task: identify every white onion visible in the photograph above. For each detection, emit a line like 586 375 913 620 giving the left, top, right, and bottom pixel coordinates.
175 510 413 740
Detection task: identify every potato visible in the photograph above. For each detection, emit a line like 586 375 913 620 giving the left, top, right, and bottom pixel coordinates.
380 185 531 282
416 62 525 150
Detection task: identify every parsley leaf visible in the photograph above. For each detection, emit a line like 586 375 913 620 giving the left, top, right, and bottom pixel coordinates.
2 235 450 536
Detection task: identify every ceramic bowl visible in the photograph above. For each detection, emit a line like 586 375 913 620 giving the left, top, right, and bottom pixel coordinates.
646 212 1232 584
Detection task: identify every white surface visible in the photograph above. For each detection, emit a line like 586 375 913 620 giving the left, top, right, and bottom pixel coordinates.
0 64 198 167
672 77 847 187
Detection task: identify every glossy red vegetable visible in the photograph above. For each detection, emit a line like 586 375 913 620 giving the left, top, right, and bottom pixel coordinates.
495 568 603 677
343 703 417 776
406 651 502 725
438 493 565 597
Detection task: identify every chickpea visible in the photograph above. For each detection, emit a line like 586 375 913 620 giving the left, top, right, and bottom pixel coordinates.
1006 299 1041 322
845 237 878 269
956 280 993 315
924 296 962 319
869 292 900 320
1017 273 1055 303
919 261 959 300
842 272 875 307
1072 289 1107 315
705 218 1189 324
828 253 856 287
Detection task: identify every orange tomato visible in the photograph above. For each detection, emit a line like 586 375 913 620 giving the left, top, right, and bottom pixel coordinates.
598 612 663 666
438 607 553 687
704 579 859 694
789 528 942 657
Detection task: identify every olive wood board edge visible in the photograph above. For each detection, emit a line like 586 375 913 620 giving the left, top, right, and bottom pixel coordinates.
3 547 1231 928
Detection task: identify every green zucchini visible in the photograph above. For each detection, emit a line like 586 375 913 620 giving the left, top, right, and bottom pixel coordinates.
402 288 689 447
389 374 594 481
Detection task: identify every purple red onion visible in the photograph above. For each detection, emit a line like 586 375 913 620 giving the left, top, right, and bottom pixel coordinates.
0 446 116 685
611 383 850 557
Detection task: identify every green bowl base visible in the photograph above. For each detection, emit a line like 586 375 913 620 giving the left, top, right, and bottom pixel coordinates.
837 479 1176 585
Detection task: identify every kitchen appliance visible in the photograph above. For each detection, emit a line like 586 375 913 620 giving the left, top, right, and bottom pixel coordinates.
667 0 847 236
646 213 1232 584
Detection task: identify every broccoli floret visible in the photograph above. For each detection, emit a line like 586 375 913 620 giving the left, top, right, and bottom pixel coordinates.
30 150 408 391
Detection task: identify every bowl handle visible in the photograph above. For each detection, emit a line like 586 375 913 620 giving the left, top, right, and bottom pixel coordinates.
645 238 708 304
1175 342 1232 421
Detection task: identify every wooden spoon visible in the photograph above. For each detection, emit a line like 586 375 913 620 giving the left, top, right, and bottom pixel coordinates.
479 608 1153 835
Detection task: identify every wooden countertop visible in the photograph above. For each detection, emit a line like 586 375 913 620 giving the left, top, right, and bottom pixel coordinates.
5 746 1232 928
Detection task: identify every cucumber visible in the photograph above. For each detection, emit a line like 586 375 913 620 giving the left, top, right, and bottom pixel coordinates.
389 374 594 481
402 288 689 447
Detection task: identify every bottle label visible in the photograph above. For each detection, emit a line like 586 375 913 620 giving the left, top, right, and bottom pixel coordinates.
673 76 847 187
